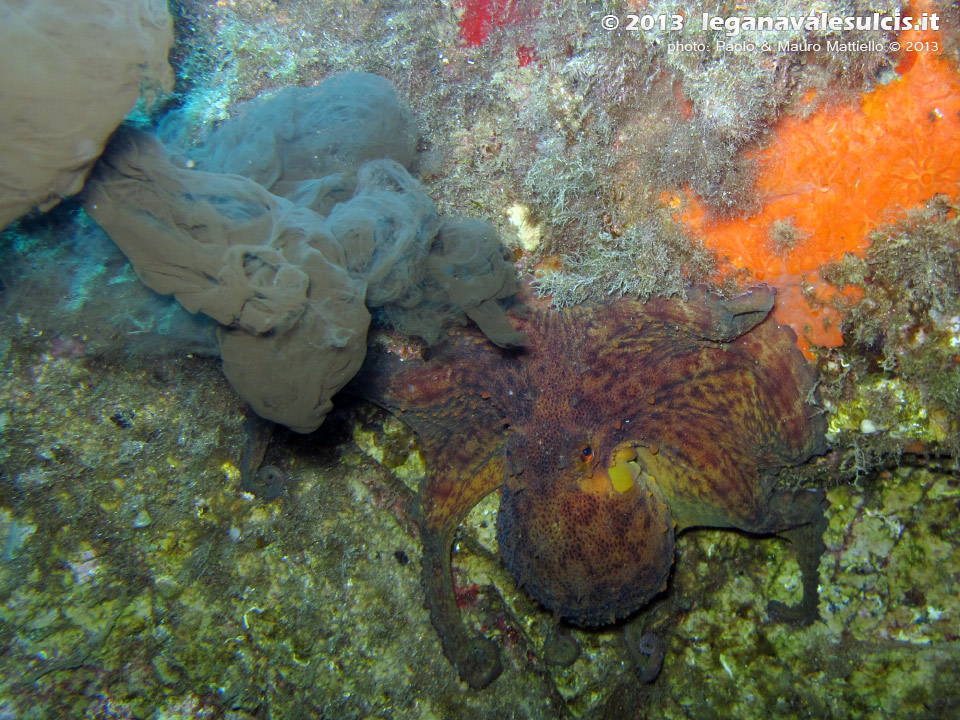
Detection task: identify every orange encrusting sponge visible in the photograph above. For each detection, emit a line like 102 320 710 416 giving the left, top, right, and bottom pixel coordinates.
675 11 960 356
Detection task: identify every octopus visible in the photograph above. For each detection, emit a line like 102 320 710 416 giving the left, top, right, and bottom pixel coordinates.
348 286 828 688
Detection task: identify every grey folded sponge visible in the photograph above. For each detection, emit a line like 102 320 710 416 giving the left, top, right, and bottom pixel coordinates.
85 72 523 433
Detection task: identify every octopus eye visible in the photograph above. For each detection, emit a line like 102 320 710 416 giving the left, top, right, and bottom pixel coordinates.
580 445 594 463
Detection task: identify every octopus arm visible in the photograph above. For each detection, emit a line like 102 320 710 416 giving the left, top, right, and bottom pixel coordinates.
636 286 776 342
351 342 513 687
418 437 508 689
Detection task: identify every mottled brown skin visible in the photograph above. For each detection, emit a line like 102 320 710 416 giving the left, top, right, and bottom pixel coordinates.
353 287 827 689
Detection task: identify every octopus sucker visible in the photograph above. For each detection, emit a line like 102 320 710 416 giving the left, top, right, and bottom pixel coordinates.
351 286 827 688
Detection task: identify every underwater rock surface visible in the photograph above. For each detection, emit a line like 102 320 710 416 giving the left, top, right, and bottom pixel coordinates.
2 0 959 717
0 317 957 718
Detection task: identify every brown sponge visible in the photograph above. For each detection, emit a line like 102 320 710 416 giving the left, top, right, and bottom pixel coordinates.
0 0 173 230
